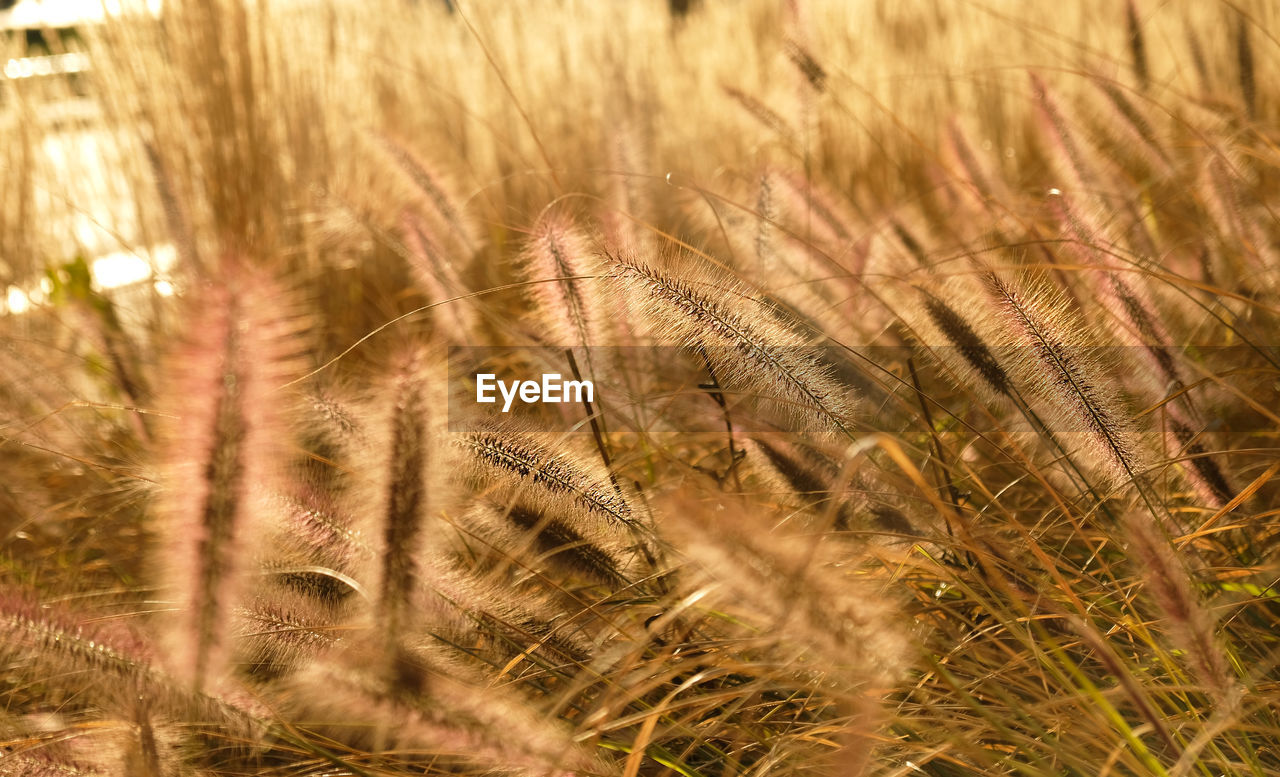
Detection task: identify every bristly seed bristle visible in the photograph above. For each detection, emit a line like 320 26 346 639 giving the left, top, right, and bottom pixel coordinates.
921 292 1012 397
1168 419 1234 509
985 272 1140 483
1123 514 1239 708
608 252 857 437
155 258 302 694
465 500 636 588
1125 0 1150 91
1236 14 1256 118
457 422 636 530
372 351 435 643
521 212 604 347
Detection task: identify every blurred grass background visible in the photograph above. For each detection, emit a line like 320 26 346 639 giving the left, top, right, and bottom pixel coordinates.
1 1 1278 775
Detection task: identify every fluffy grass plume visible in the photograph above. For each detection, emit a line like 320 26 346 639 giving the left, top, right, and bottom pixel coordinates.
984 271 1143 484
520 210 607 347
608 250 857 436
152 257 303 694
367 349 437 642
456 421 636 530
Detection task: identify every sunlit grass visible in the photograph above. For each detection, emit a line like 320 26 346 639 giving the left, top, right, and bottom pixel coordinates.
1 1 1278 775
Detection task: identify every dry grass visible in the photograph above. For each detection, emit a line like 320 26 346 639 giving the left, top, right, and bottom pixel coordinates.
1 0 1279 774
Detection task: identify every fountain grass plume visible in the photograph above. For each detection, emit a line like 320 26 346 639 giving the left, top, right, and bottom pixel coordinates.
659 495 905 690
984 271 1142 485
286 643 596 776
234 588 344 677
462 499 641 588
0 587 267 739
399 208 480 342
1236 14 1256 118
376 135 481 256
1123 513 1239 708
521 210 606 347
607 250 857 437
360 349 442 645
456 421 637 531
153 257 305 694
1125 0 1150 91
919 290 1013 398
722 85 801 149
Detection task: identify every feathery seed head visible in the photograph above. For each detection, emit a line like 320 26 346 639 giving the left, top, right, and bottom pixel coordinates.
463 499 641 588
608 251 857 437
154 258 304 693
984 271 1142 484
1123 513 1239 707
521 211 607 347
456 422 636 530
920 292 1012 397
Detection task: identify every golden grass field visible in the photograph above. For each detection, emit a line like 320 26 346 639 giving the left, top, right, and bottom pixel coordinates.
1 1 1279 774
